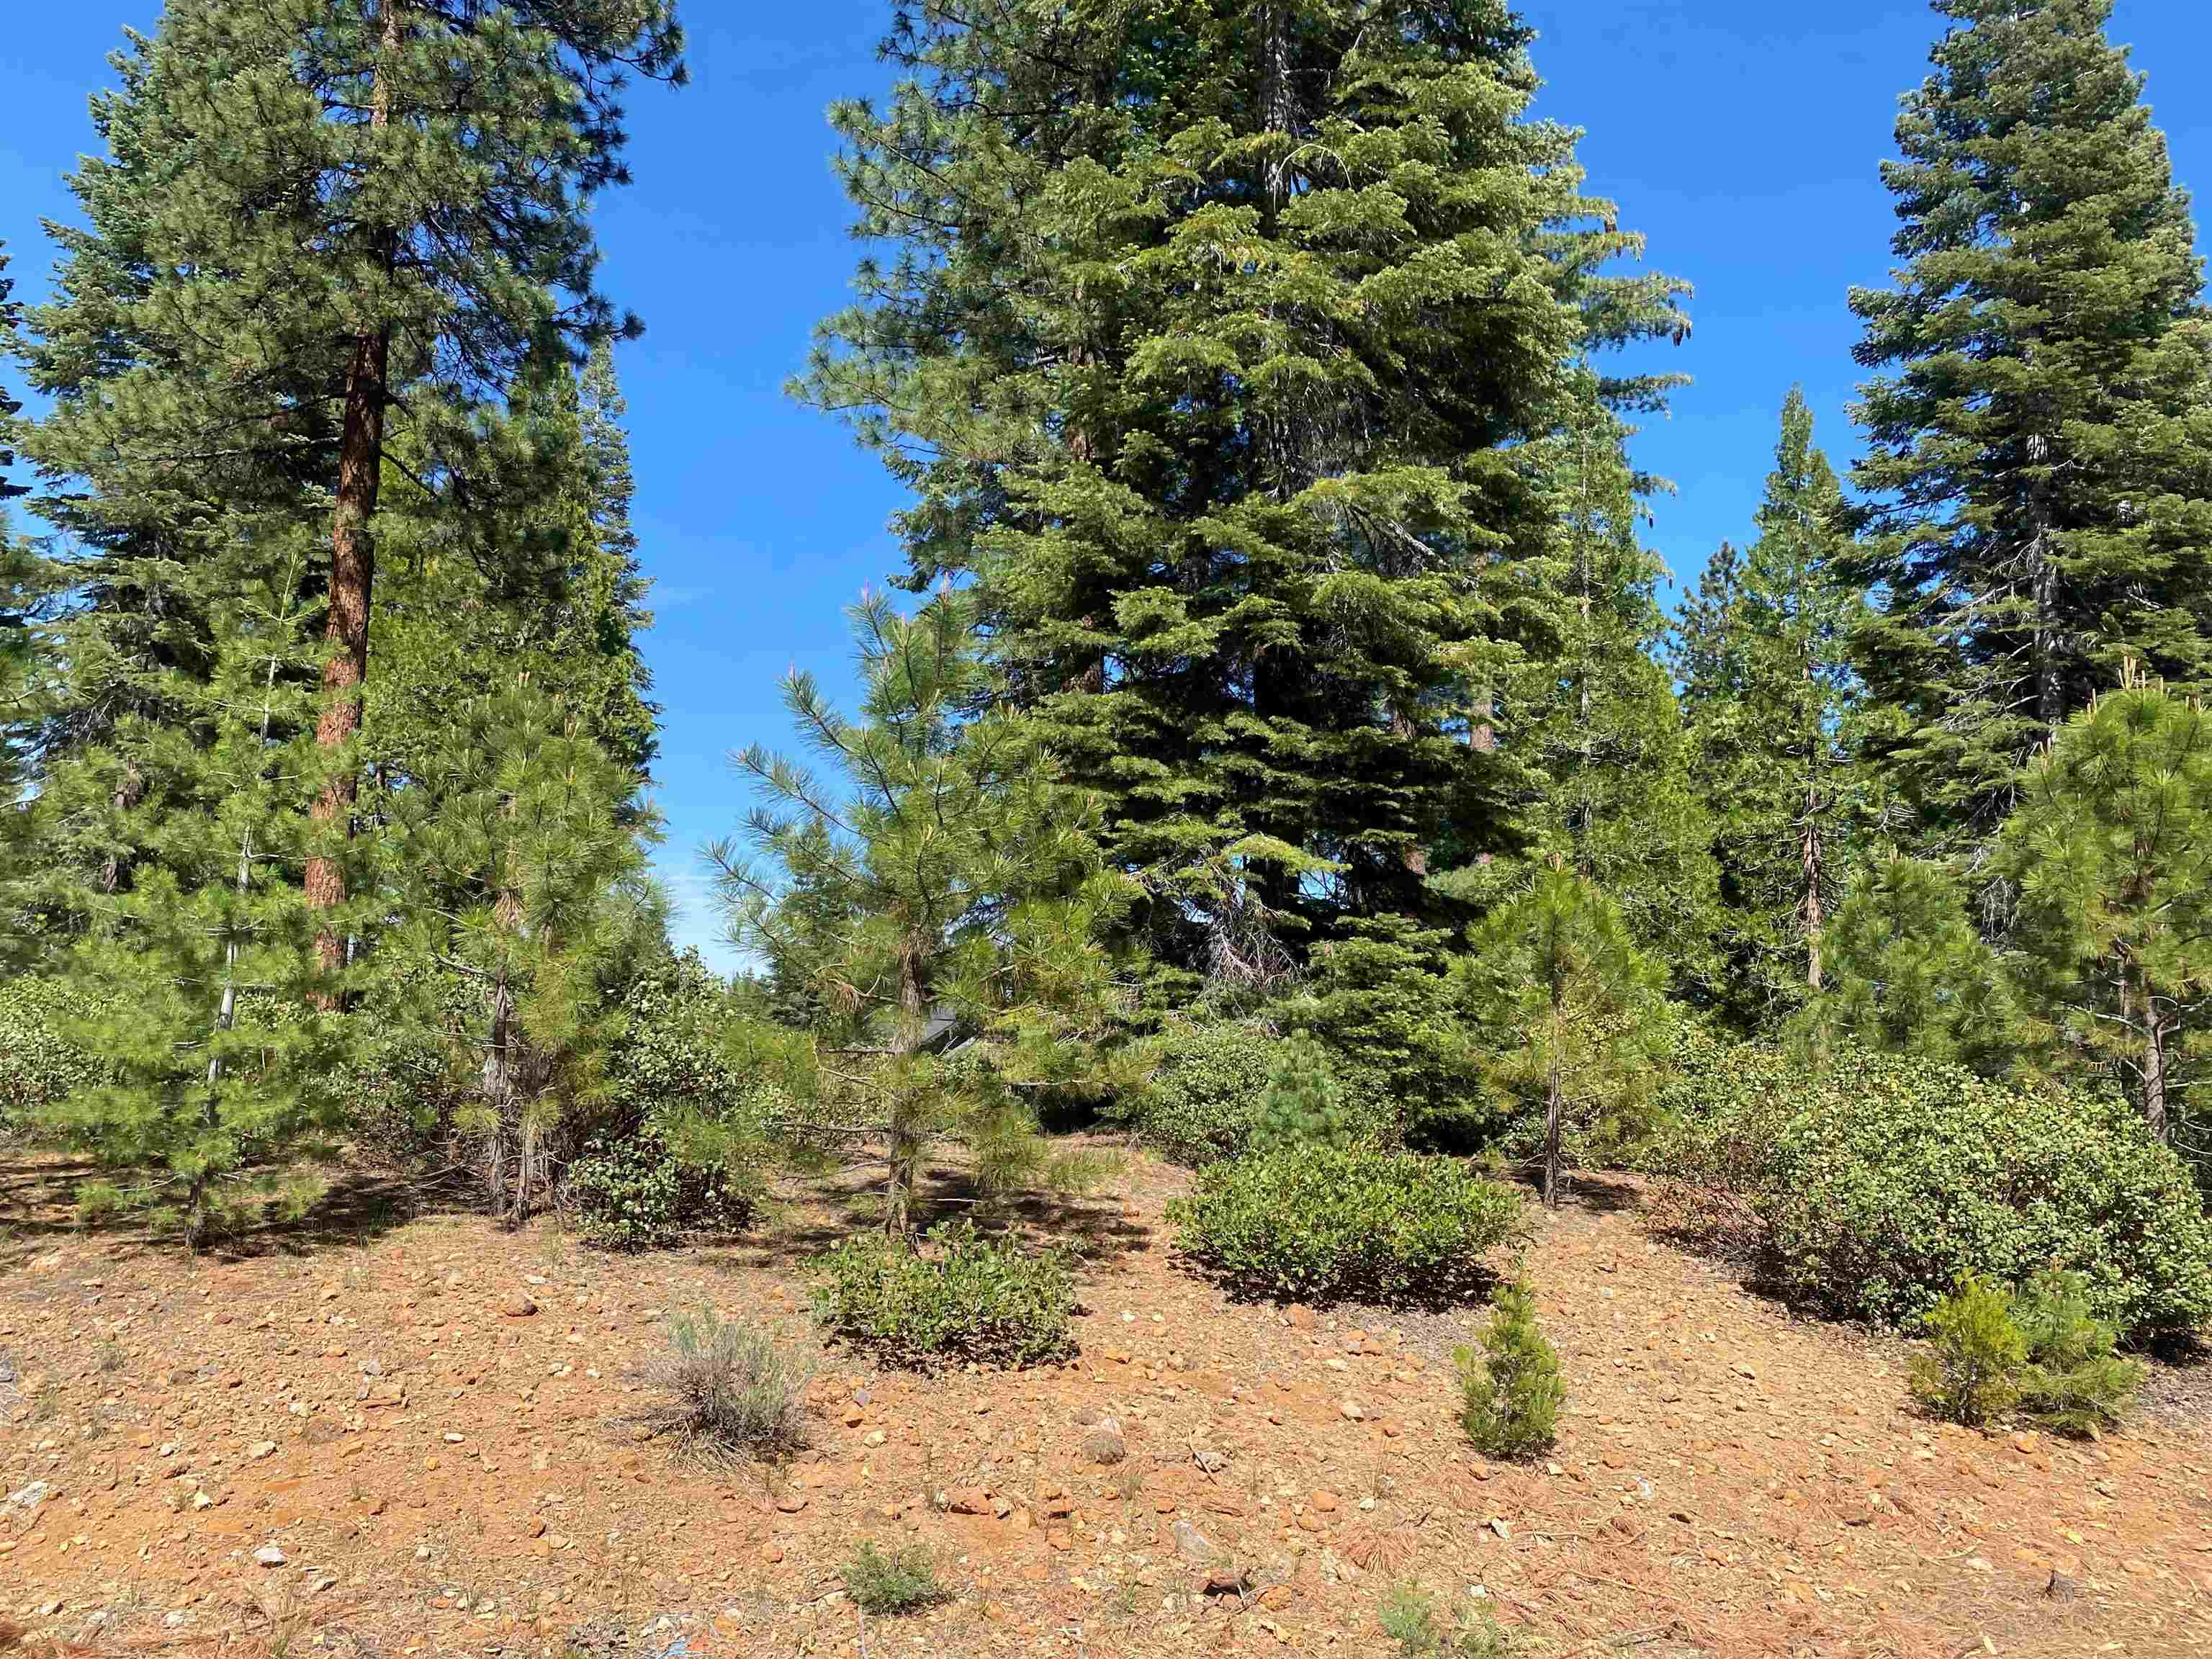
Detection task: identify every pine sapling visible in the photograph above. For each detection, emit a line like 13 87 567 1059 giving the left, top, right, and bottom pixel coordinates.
1455 1280 1564 1460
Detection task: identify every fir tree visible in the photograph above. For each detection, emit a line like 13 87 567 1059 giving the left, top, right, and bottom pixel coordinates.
713 590 1139 1241
1249 1034 1359 1152
1463 862 1671 1207
14 3 683 980
801 1 1687 980
1849 0 2212 847
1680 390 1864 1026
390 678 654 1220
36 561 353 1244
1998 670 2212 1143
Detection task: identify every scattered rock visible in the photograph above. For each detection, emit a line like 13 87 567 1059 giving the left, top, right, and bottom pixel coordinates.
254 1545 287 1567
1172 1519 1216 1564
948 1485 992 1516
1339 1400 1365 1422
1310 1491 1339 1514
503 1295 539 1319
2044 1570 2077 1601
1084 1417 1127 1466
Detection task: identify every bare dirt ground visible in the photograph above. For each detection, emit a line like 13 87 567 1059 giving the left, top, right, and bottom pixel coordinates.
1 1146 2208 1659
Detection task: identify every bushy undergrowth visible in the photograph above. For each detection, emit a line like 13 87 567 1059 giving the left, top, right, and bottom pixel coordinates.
569 1127 758 1249
645 1308 813 1460
1380 1583 1516 1658
1170 1145 1523 1305
1455 1280 1564 1459
1649 1038 2212 1341
1118 1022 1285 1165
1911 1270 2142 1434
0 976 102 1133
810 1220 1076 1370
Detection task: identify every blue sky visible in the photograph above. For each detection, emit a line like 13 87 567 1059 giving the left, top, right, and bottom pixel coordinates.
5 2 2210 968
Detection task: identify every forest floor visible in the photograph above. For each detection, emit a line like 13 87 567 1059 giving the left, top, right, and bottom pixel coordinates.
1 1143 2208 1659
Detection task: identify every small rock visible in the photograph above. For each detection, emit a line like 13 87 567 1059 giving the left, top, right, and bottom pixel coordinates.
948 1485 992 1516
1339 1401 1365 1422
247 1442 278 1461
2044 1570 2077 1601
1172 1519 1216 1563
1084 1418 1128 1466
525 1516 547 1539
254 1545 287 1567
503 1295 539 1319
760 1542 785 1565
1488 1518 1511 1542
1047 1529 1074 1552
1311 1491 1339 1513
775 1491 808 1514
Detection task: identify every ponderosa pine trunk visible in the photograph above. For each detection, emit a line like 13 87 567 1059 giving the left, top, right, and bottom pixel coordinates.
886 944 927 1244
307 0 400 985
2141 980 2170 1144
1801 784 1825 992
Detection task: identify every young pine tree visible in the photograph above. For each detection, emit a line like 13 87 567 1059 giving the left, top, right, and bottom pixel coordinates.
392 680 654 1221
714 591 1140 1243
16 2 682 978
38 563 354 1243
1790 854 2031 1080
1997 670 2212 1143
803 1 1687 979
1463 863 1671 1208
1680 390 1864 1027
1849 0 2212 849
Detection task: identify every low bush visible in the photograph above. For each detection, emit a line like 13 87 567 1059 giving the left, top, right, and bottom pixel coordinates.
1170 1145 1524 1305
1379 1583 1516 1659
1120 1022 1281 1165
0 976 102 1133
842 1541 948 1615
810 1220 1076 1370
1647 1041 2212 1341
568 1127 757 1250
1912 1270 2142 1434
1455 1280 1564 1459
1251 1035 1364 1152
644 1308 813 1460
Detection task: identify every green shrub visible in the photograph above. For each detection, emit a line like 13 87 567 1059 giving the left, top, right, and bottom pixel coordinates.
1120 1022 1280 1165
810 1220 1075 1370
1455 1280 1563 1459
569 1127 757 1250
842 1541 948 1615
1649 1043 2212 1341
1911 1270 2141 1434
645 1308 813 1460
0 976 102 1133
1170 1146 1524 1305
1379 1583 1515 1658
1909 1277 2026 1427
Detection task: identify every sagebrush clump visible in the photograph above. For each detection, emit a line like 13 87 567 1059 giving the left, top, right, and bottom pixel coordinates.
841 1541 949 1615
811 1220 1075 1370
644 1308 812 1460
1171 1146 1523 1305
1455 1280 1564 1459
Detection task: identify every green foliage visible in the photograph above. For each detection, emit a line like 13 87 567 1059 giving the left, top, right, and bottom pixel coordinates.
804 2 1686 984
0 977 101 1134
1912 1271 2142 1435
1791 857 2031 1080
809 1220 1076 1371
1677 390 1866 1030
644 1308 812 1461
841 1542 948 1617
387 680 653 1220
1730 1051 2212 1339
1909 1277 2026 1428
1286 919 1473 1148
1849 0 2212 845
1380 1584 1516 1659
568 1128 757 1251
1251 1036 1362 1154
1455 1280 1564 1460
1170 1146 1524 1306
1119 1021 1280 1166
715 590 1140 1240
1463 865 1673 1204
1999 676 2212 1145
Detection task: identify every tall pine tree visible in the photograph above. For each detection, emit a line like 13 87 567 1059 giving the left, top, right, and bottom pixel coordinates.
1849 0 2212 847
1680 390 1863 1027
802 1 1686 981
14 3 682 984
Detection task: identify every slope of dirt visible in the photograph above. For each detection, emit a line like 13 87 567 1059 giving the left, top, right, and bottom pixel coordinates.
1 1149 2208 1659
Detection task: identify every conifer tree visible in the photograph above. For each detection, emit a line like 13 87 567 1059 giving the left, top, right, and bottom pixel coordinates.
1849 0 2212 847
390 679 652 1220
1485 388 1717 994
15 3 683 980
1999 670 2212 1143
713 590 1139 1241
1681 390 1864 1025
1791 854 2030 1079
1463 863 1671 1207
36 560 354 1244
802 1 1686 979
